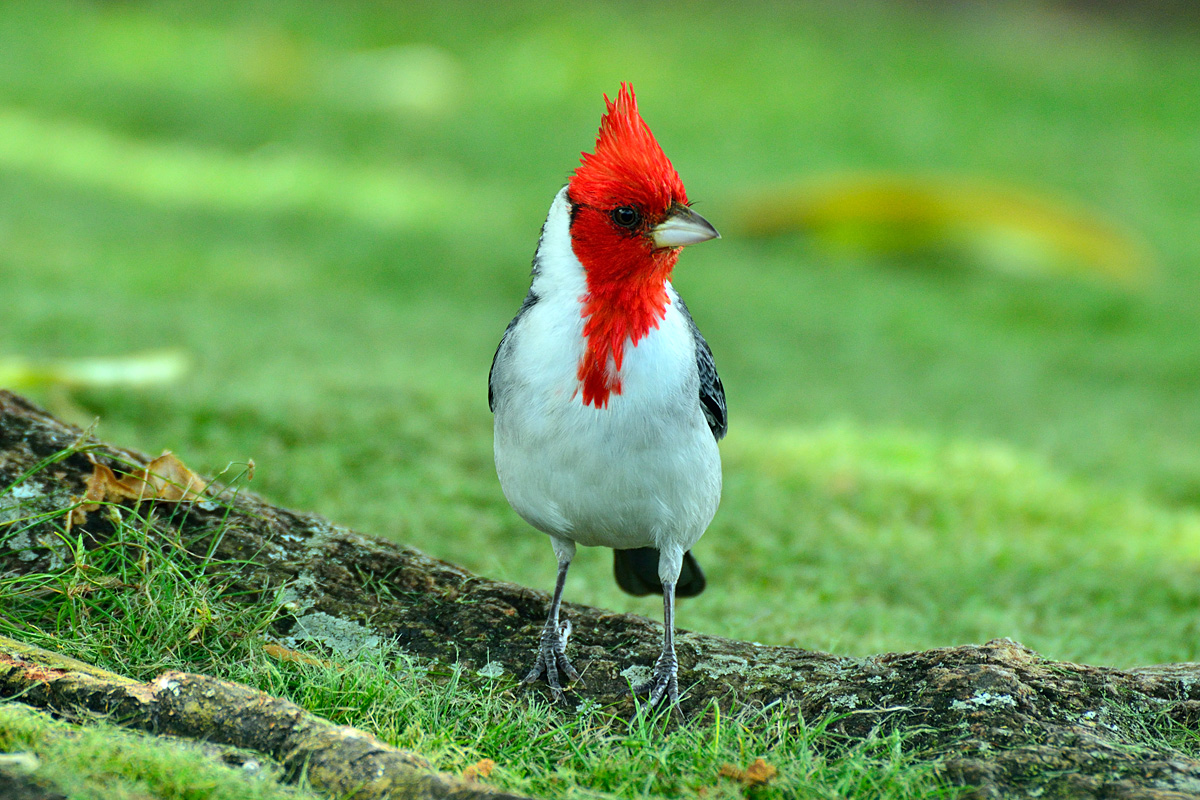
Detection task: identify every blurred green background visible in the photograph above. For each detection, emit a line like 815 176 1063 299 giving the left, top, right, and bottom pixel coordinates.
3 0 1199 666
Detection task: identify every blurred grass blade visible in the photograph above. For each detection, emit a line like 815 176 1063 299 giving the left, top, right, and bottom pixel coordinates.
0 350 189 391
730 174 1152 285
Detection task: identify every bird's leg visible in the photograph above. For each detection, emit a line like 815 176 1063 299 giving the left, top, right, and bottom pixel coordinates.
633 581 679 707
523 555 581 702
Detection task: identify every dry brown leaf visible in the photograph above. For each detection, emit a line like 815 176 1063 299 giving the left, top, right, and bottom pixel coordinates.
718 758 777 787
75 452 208 524
717 765 738 780
743 758 777 785
462 759 496 781
74 462 128 525
263 643 332 668
138 452 208 502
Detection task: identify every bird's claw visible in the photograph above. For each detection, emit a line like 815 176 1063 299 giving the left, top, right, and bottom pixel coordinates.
632 650 679 708
522 619 580 702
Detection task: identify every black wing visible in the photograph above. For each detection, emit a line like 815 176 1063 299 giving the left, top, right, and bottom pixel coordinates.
675 295 727 441
488 288 538 413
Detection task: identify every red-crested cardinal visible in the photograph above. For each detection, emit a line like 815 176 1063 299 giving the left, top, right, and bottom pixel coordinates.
489 84 726 707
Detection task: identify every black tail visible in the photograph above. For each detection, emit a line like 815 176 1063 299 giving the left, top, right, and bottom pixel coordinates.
613 548 706 598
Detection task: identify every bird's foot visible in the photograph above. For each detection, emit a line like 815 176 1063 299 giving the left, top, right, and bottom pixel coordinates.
632 649 679 708
522 618 580 703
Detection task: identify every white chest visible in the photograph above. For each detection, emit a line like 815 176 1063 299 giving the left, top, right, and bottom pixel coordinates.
490 189 721 553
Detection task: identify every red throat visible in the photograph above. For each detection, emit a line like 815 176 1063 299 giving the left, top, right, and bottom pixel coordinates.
568 84 687 408
574 245 679 408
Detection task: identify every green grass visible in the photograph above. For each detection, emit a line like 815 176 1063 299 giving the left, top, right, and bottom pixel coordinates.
0 704 319 800
0 696 952 800
2 0 1200 795
269 660 950 800
0 503 956 799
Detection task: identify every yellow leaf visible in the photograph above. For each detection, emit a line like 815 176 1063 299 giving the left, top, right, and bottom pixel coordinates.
731 173 1151 286
263 643 332 668
718 757 777 787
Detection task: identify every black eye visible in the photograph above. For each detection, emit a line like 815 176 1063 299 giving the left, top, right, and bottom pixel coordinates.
610 206 641 229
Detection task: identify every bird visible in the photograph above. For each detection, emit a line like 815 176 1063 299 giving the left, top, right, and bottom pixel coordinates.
488 83 726 707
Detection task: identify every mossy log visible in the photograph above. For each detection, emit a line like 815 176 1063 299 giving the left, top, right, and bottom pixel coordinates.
2 389 1200 799
0 637 528 800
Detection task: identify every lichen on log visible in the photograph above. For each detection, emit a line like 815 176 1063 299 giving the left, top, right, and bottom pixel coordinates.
2 389 1200 799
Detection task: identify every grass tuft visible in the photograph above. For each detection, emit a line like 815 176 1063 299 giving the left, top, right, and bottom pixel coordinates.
1 464 278 680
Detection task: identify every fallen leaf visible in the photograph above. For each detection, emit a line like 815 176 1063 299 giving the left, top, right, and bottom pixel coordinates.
718 757 777 787
140 452 208 501
263 643 332 668
463 758 495 781
74 452 208 524
743 759 776 785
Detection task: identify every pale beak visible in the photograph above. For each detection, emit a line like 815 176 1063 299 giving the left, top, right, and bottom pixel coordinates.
651 204 721 249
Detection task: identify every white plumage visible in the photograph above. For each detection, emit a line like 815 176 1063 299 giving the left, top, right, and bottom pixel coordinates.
492 189 721 583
